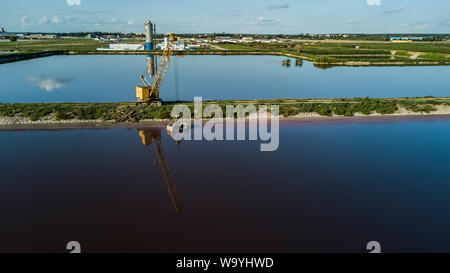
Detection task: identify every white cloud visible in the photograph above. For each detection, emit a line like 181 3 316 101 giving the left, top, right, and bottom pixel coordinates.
400 20 449 32
366 0 381 6
218 10 242 18
38 15 66 25
382 6 404 14
51 16 63 24
268 3 291 10
253 17 281 26
38 17 48 25
66 0 81 6
20 16 29 24
107 18 140 26
401 23 433 31
28 77 70 92
20 16 29 27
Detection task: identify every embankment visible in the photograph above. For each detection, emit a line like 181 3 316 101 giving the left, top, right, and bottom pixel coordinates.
1 97 450 129
1 50 448 66
0 51 64 64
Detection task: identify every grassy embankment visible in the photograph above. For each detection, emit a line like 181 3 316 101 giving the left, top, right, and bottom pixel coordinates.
0 39 102 53
1 97 450 123
216 41 450 66
0 39 104 63
1 39 449 66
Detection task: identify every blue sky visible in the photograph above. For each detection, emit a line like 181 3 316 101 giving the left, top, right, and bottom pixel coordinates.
0 0 449 33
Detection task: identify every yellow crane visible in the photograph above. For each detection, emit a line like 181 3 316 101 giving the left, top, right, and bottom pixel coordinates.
138 128 181 212
136 33 178 106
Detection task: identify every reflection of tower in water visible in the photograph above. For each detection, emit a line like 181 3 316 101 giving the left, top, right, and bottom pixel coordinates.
146 55 157 78
174 56 179 102
138 128 181 212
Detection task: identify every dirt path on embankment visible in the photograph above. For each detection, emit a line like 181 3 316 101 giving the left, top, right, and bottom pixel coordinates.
2 114 450 131
410 52 422 59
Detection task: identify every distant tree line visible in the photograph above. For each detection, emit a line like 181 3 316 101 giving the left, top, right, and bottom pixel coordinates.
3 31 447 41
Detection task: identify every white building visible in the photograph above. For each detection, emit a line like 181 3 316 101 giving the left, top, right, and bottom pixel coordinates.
43 34 56 39
97 44 145 51
189 43 210 49
157 37 190 51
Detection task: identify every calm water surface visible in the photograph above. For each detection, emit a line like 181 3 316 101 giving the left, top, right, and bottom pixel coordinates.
0 55 449 103
1 119 450 253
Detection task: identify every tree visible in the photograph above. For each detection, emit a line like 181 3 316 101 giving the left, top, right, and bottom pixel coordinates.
9 36 17 42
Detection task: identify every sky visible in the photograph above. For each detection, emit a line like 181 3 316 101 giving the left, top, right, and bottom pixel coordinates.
0 0 449 34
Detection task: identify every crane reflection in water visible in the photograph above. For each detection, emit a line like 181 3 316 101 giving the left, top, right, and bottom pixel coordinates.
137 127 182 213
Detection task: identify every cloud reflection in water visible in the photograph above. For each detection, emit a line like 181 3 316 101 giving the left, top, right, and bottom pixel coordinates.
28 76 71 92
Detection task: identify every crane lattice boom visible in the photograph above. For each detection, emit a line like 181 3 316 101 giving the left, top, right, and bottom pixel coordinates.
136 33 177 105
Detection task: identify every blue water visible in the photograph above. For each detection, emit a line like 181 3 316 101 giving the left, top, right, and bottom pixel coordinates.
1 119 450 253
0 55 449 103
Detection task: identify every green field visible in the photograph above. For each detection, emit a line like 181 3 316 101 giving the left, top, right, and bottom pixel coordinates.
0 39 104 53
215 41 450 65
0 38 449 66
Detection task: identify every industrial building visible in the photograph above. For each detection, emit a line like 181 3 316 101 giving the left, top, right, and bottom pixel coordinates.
390 36 424 42
96 20 192 51
157 37 191 51
146 20 190 51
97 44 145 51
26 34 57 39
96 20 155 51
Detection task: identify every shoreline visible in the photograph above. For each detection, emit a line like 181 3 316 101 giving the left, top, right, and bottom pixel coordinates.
1 114 449 131
0 50 448 67
1 98 450 129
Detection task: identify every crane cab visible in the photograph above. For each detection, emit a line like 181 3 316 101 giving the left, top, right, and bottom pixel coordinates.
136 85 162 106
136 86 150 101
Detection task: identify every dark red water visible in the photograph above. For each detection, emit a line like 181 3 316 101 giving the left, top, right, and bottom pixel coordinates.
1 120 450 253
